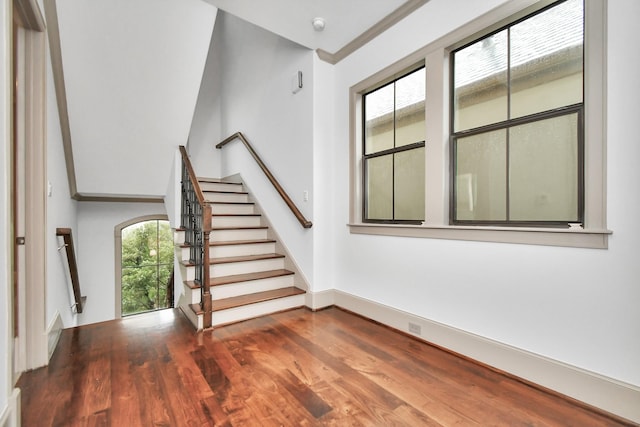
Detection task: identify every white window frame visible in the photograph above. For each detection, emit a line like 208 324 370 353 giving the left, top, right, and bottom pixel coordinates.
349 0 610 249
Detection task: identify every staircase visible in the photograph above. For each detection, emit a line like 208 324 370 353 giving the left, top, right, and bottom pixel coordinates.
176 177 306 330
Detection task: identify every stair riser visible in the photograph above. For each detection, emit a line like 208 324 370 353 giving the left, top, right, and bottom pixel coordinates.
183 266 195 282
211 275 295 300
199 182 244 193
210 204 255 215
212 216 261 228
211 228 268 242
179 305 203 330
205 192 249 203
185 283 201 304
211 258 285 277
181 242 276 261
211 242 276 258
211 294 305 327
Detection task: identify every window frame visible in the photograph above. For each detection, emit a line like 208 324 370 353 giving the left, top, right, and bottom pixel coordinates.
449 0 586 227
362 65 426 224
348 0 610 249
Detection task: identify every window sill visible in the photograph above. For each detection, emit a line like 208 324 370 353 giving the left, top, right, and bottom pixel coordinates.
347 223 611 249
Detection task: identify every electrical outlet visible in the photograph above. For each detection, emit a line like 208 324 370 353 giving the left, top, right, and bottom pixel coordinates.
303 190 309 202
408 322 421 335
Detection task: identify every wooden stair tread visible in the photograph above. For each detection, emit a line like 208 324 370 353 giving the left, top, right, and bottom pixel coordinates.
188 286 304 315
197 178 242 185
182 253 283 268
211 226 268 231
180 239 276 249
185 269 295 289
209 201 254 206
203 190 249 195
211 239 276 247
212 253 285 264
213 287 305 312
212 213 261 217
212 269 294 286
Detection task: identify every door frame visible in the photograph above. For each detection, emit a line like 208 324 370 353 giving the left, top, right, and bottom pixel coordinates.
11 0 48 377
114 214 170 318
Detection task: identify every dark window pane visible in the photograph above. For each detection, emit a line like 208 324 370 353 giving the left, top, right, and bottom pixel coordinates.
366 155 393 220
510 0 583 118
395 68 426 147
365 84 394 154
394 147 425 220
509 113 579 221
455 130 507 221
453 30 508 132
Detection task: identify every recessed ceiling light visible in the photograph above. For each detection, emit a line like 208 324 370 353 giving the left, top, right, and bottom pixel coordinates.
312 17 326 32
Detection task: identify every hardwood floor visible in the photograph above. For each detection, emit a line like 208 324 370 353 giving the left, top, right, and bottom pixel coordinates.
18 307 635 426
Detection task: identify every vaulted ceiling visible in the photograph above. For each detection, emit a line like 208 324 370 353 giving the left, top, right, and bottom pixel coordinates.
50 0 428 199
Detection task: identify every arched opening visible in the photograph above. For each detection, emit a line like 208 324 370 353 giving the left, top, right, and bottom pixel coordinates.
115 216 174 317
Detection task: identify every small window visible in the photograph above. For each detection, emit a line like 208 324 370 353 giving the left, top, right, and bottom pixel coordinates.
451 0 584 226
363 66 426 223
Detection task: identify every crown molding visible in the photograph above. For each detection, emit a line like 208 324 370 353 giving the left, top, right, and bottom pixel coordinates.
316 0 430 65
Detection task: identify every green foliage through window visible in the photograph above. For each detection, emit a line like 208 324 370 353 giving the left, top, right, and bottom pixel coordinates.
121 220 173 316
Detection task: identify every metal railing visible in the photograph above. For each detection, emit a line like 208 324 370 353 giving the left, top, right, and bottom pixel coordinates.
179 146 212 328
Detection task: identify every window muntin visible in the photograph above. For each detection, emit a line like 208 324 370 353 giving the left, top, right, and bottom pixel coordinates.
451 0 584 226
363 66 425 222
349 0 607 248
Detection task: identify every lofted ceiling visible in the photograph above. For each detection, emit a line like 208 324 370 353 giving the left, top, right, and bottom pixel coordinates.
202 0 415 54
50 0 428 200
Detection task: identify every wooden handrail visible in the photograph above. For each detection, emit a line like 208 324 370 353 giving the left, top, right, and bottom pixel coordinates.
179 146 207 205
56 228 85 313
216 132 313 229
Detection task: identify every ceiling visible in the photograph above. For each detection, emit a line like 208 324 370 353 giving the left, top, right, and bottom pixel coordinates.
202 0 417 54
52 0 429 200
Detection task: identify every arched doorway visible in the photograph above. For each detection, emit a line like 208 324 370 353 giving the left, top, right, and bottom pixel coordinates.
115 215 174 317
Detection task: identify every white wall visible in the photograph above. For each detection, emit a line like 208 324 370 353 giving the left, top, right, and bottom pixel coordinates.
311 56 336 294
76 202 167 325
194 12 316 285
46 23 80 329
188 11 223 178
320 0 640 391
0 0 12 414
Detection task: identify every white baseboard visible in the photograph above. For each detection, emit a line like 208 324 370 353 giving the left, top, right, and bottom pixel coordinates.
46 310 64 360
305 289 335 310
304 289 640 424
0 388 21 427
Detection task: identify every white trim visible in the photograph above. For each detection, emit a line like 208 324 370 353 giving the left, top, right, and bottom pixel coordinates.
349 0 609 249
332 289 640 424
0 388 21 427
114 215 169 318
349 223 611 249
305 289 335 311
46 310 63 360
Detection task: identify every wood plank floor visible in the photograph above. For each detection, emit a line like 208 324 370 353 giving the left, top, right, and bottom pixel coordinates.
18 307 635 426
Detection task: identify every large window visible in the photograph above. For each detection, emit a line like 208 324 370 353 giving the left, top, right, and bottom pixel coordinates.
451 0 584 226
363 66 425 223
349 0 608 248
121 219 173 316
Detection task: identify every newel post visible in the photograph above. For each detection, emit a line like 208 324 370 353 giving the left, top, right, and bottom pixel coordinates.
202 204 213 329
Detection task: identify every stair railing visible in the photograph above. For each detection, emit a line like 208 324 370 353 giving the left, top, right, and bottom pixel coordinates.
179 146 212 328
217 132 312 229
56 228 86 313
